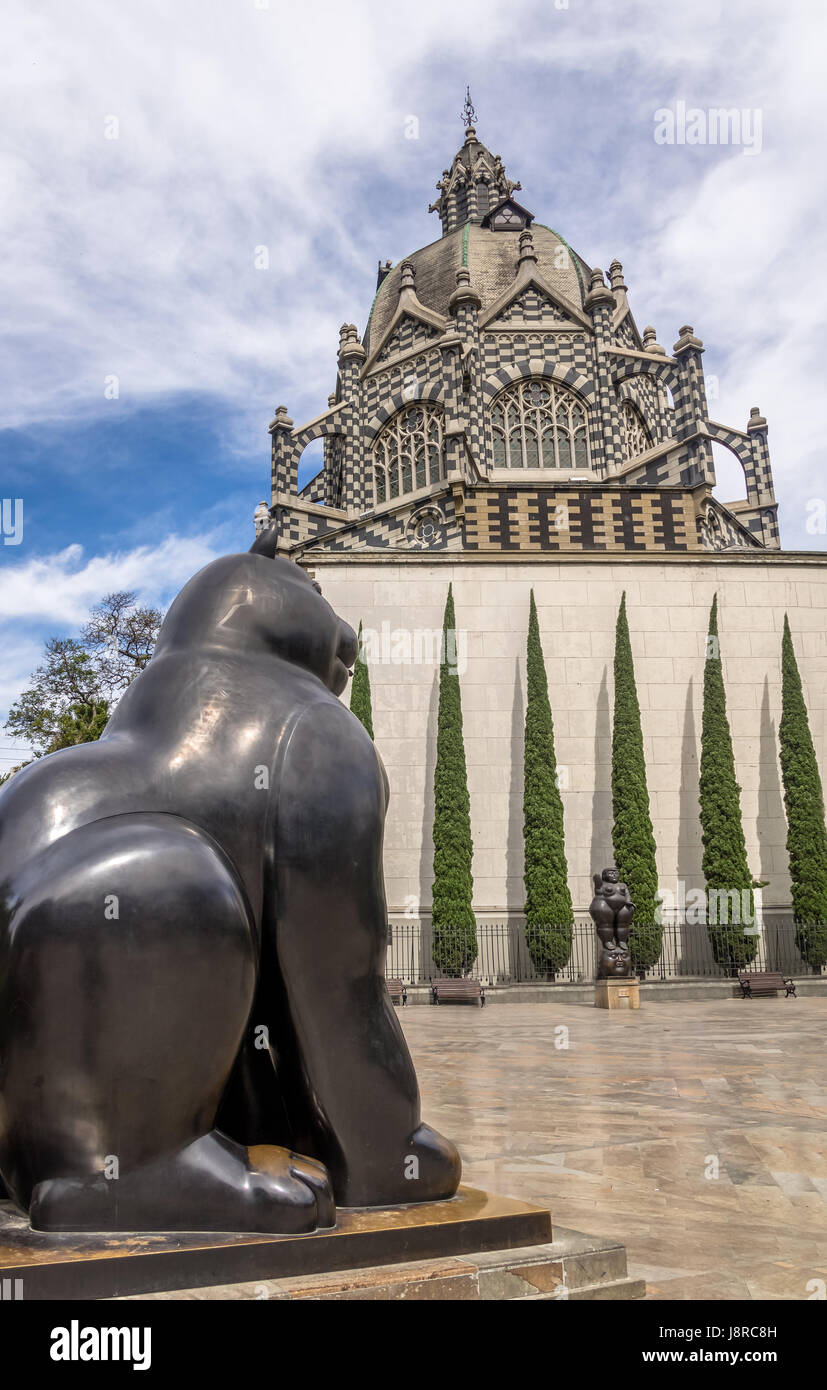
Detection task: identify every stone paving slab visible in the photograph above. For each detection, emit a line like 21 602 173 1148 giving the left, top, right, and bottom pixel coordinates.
397 997 827 1300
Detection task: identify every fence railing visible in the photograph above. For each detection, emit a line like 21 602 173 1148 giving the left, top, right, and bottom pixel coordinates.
387 917 821 985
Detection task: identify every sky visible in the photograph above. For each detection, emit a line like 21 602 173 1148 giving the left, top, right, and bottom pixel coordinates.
1 0 826 768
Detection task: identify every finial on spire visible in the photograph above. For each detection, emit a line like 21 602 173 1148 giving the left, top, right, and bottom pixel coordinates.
460 86 476 129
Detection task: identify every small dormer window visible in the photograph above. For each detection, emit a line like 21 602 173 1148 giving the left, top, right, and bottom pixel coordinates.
491 204 523 230
481 197 533 233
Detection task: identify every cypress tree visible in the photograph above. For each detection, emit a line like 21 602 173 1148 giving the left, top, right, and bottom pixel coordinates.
431 585 476 976
611 592 662 969
779 615 827 967
523 590 573 974
349 621 374 740
699 594 758 967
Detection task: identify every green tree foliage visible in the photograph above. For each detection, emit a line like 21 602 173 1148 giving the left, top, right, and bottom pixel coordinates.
699 594 758 967
81 590 161 695
349 621 374 740
523 589 573 974
611 592 662 969
5 639 100 758
779 615 827 967
431 585 477 976
3 592 161 778
51 700 111 750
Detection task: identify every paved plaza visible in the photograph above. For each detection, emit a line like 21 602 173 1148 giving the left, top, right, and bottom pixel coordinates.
399 997 827 1300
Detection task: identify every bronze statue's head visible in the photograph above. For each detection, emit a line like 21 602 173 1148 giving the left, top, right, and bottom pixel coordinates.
602 867 620 884
603 943 631 977
154 540 358 698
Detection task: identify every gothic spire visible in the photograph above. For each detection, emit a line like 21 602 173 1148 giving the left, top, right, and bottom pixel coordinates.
429 106 522 237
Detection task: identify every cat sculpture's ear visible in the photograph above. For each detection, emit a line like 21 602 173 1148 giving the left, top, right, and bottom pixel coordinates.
249 523 279 558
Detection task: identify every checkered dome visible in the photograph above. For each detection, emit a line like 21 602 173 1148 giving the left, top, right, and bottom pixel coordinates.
262 119 780 557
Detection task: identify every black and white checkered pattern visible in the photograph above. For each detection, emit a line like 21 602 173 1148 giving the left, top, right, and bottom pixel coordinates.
266 253 780 552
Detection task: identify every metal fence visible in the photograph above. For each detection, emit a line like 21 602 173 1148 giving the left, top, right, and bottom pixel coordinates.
387 917 821 985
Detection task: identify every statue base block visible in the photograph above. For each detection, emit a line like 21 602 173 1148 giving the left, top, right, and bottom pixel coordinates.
0 1187 552 1301
594 976 640 1010
122 1225 646 1301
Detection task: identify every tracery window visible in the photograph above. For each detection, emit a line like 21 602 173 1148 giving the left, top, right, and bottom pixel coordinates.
621 400 652 459
372 403 445 505
475 180 490 217
489 377 590 471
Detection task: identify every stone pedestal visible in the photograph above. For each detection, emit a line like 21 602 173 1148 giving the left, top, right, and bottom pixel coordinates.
594 976 640 1010
117 1226 646 1302
0 1187 551 1301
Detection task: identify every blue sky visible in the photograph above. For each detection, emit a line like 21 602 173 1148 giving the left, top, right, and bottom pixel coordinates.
1 0 825 769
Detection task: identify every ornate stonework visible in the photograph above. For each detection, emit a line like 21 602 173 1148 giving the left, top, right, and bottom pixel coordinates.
255 117 780 558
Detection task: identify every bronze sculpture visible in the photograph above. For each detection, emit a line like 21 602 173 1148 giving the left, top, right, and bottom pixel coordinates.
589 867 635 978
0 528 460 1234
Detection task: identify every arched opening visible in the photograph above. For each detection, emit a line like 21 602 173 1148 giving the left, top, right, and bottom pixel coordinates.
620 399 652 460
454 180 468 224
297 438 325 495
711 440 748 504
370 402 446 505
489 377 591 471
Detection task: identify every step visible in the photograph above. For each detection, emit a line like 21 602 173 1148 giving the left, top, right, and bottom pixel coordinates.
117 1227 645 1302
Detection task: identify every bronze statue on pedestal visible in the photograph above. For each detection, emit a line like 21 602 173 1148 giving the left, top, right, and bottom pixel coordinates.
590 867 635 978
0 526 460 1235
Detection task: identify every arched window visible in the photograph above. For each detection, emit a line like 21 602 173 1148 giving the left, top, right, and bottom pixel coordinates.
620 400 652 460
489 377 590 471
371 403 445 506
454 180 468 224
475 180 490 218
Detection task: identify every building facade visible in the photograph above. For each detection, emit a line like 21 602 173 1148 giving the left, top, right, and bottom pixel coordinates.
253 113 826 934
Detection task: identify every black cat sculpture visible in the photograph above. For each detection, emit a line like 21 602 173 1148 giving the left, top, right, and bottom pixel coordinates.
0 527 460 1234
589 867 635 979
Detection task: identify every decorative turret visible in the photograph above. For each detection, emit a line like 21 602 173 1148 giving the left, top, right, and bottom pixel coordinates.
429 92 522 236
584 267 614 317
607 258 644 350
642 325 665 355
517 228 538 269
448 265 482 315
269 405 296 499
608 259 627 293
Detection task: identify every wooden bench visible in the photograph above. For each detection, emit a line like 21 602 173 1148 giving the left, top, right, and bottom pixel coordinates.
386 978 407 1006
738 970 796 999
431 978 485 1007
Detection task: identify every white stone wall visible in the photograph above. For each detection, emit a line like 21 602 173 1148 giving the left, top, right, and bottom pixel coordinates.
313 555 827 920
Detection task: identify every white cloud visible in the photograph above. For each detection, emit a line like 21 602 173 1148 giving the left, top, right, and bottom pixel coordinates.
1 0 824 547
0 532 223 727
0 528 229 733
0 0 541 435
0 533 221 628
